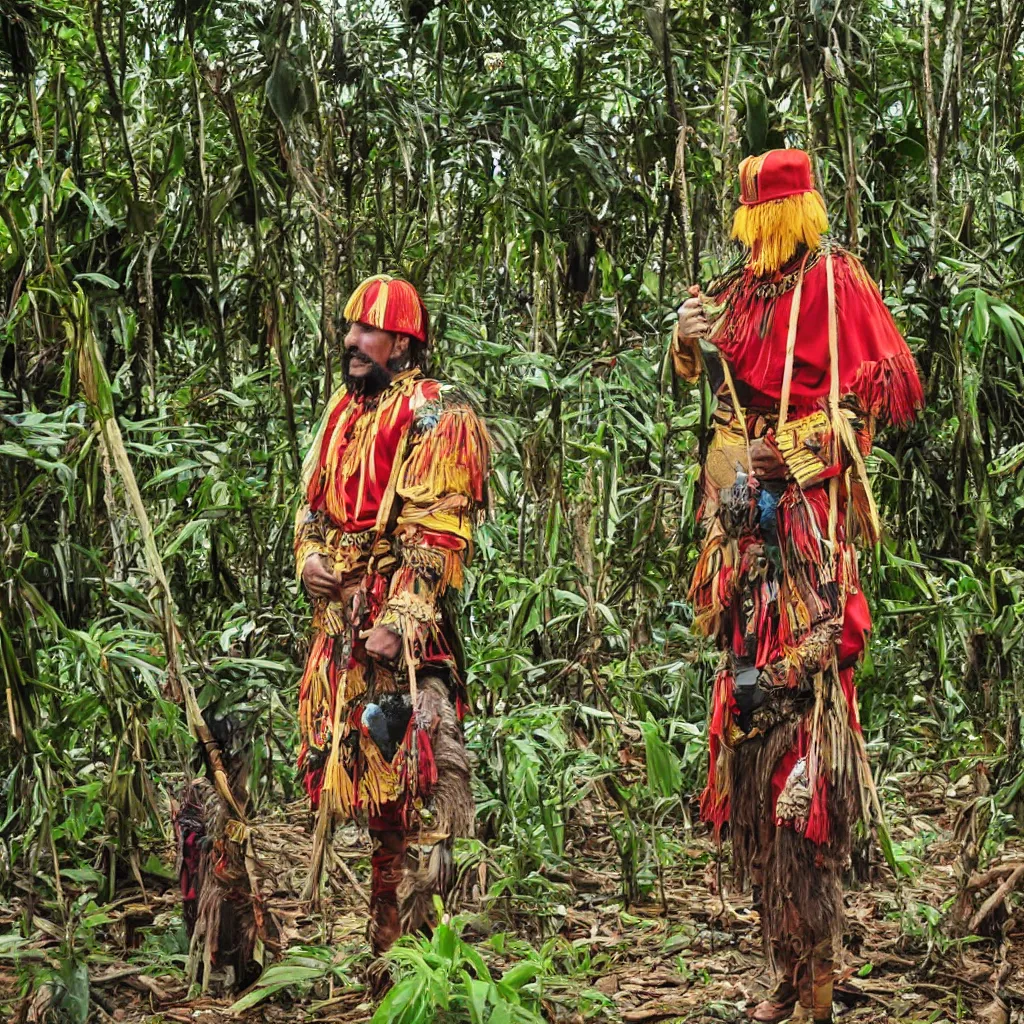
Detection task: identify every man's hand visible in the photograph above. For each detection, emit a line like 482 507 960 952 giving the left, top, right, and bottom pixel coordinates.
302 554 342 601
749 438 787 480
365 625 402 664
676 285 708 342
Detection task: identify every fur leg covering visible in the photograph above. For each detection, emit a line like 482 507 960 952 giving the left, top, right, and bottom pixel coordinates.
175 778 265 994
730 718 802 892
763 827 843 974
397 837 454 936
393 675 471 935
415 674 474 839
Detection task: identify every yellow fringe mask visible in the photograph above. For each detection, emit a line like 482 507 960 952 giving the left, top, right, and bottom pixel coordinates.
731 190 828 276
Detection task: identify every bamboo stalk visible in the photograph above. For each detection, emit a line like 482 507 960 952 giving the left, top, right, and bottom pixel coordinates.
69 291 244 823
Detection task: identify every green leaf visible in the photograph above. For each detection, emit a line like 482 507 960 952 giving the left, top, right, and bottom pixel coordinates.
58 959 90 1024
57 866 105 885
744 85 769 153
499 960 540 990
639 717 682 798
166 128 185 177
74 272 120 289
371 976 423 1023
462 971 490 1024
893 136 926 164
266 54 308 128
227 981 292 1012
163 518 206 558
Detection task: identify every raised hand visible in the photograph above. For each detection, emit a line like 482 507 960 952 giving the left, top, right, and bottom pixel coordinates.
676 284 708 341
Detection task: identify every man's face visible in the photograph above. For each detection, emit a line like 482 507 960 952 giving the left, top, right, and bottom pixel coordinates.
342 322 410 395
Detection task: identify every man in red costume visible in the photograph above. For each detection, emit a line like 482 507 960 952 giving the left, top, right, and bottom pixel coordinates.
294 275 489 980
673 150 923 1022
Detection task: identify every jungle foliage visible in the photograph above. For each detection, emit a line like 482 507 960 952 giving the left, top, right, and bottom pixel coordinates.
1 0 1023 1015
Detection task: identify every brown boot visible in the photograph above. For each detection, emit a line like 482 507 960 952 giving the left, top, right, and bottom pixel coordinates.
750 978 798 1022
795 958 834 1024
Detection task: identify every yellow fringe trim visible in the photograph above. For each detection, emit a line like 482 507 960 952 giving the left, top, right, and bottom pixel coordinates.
321 753 355 819
358 733 403 813
343 274 392 328
299 635 332 747
294 538 328 582
732 191 828 276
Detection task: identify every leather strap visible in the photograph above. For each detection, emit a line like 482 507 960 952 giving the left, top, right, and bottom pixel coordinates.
825 253 840 551
777 252 810 432
719 356 752 473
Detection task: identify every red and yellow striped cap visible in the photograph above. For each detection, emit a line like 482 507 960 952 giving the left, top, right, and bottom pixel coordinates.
738 149 815 206
343 275 429 343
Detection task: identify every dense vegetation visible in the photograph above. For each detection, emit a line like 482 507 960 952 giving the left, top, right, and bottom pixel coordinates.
2 0 1023 1019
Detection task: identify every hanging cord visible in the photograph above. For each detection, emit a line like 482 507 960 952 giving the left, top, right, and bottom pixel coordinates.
777 253 810 433
825 253 841 554
719 355 753 475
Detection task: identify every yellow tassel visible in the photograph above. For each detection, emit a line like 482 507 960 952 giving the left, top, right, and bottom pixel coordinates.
366 279 389 328
358 734 402 812
298 634 332 739
343 274 392 325
321 753 354 818
732 191 828 276
339 662 367 706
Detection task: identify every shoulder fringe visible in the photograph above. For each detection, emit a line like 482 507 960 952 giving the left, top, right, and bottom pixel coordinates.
849 350 922 428
399 397 491 513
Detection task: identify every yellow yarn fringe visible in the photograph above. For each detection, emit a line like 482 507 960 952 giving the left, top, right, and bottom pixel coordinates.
732 191 828 276
343 274 393 328
358 734 403 813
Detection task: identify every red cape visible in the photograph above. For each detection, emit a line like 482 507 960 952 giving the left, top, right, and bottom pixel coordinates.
708 245 923 426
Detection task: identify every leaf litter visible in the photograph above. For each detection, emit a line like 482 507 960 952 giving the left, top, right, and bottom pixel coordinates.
1 770 1021 1024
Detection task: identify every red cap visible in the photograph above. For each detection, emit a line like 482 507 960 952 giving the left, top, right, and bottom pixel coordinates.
343 275 429 343
738 149 815 206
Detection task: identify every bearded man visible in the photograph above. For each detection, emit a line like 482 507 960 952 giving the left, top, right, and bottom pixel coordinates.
672 150 923 1023
294 275 489 973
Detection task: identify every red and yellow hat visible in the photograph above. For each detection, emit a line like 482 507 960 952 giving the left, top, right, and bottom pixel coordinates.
343 274 429 343
738 149 815 206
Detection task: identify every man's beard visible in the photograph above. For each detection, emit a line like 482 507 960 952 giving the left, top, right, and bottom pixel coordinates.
342 350 408 397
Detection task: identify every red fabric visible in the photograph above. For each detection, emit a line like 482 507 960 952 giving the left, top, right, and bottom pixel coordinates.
368 802 405 833
351 278 429 342
839 588 871 668
416 729 438 794
312 398 350 502
711 250 923 427
839 666 861 734
699 668 737 834
740 149 814 205
304 769 324 811
418 530 466 550
771 747 801 810
805 775 831 844
180 833 200 900
308 380 443 530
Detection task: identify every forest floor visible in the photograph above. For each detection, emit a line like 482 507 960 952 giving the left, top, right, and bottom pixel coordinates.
2 769 1021 1024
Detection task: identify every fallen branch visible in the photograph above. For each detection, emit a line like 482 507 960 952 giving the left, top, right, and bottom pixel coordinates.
126 974 174 1003
330 849 370 906
967 862 1024 891
968 863 1024 933
91 966 144 985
